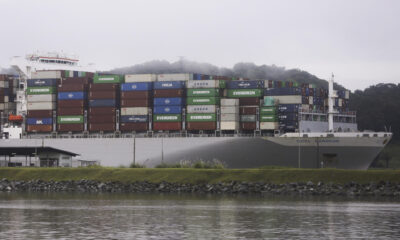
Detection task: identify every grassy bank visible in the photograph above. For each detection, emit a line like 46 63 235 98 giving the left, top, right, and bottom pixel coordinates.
0 167 400 184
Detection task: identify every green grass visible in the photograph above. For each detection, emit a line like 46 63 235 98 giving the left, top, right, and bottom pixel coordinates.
0 167 400 184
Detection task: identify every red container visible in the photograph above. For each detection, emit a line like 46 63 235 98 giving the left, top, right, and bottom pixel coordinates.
89 83 118 91
240 122 256 130
57 107 84 115
88 114 116 123
58 84 86 92
89 91 117 99
58 100 85 108
153 122 182 131
121 99 151 107
57 124 84 132
121 91 151 99
153 89 184 98
27 110 53 118
239 106 257 115
120 122 148 132
60 77 92 85
89 123 116 132
186 122 216 130
88 107 116 115
239 97 260 106
26 124 53 132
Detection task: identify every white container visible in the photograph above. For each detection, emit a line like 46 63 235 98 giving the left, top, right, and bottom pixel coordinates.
3 96 9 103
27 102 56 110
221 113 239 122
338 99 343 107
0 103 4 110
31 70 62 79
125 74 157 83
271 95 302 104
220 106 239 114
260 122 279 130
157 73 193 81
120 107 149 116
27 94 56 102
308 96 313 105
186 105 216 113
186 80 219 88
345 90 350 99
220 121 239 130
221 98 239 106
0 81 9 88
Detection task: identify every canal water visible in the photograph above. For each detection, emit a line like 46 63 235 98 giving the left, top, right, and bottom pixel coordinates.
0 193 399 239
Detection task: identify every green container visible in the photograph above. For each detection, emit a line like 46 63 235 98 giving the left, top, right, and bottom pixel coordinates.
260 115 278 122
293 82 299 87
263 96 275 106
153 114 182 122
186 113 216 122
93 74 124 84
282 81 286 87
57 115 84 124
187 88 219 97
219 80 226 89
260 106 277 115
227 89 262 98
27 87 56 95
187 97 220 105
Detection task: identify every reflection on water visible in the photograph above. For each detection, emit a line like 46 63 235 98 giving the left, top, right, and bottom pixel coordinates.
0 193 399 239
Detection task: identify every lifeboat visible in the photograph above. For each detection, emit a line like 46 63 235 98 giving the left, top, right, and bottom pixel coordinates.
8 114 23 122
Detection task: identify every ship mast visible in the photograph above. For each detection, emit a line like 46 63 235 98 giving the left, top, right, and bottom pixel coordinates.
328 73 337 132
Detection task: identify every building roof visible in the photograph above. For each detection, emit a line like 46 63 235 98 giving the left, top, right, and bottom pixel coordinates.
0 146 79 157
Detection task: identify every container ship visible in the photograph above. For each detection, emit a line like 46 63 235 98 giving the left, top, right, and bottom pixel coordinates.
0 53 392 169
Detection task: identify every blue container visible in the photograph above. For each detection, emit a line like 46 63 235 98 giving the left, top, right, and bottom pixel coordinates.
153 106 182 114
120 115 148 123
193 73 202 80
121 82 153 91
153 97 183 106
27 79 58 87
278 113 299 121
264 87 300 96
58 92 85 100
153 81 185 90
27 118 52 125
89 99 116 107
278 104 302 113
227 80 263 89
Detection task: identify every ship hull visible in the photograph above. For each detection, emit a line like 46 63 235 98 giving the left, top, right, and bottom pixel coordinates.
0 135 389 170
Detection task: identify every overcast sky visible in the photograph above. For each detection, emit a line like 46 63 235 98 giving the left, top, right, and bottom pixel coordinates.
0 0 399 90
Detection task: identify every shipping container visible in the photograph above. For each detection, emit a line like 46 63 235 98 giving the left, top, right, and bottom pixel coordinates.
220 113 240 122
268 95 302 104
153 89 184 98
27 87 56 95
153 122 182 131
0 81 9 88
93 74 124 84
186 113 216 122
153 97 184 106
240 115 256 122
31 70 62 79
125 74 157 83
226 89 262 98
278 113 299 121
120 122 148 131
260 115 278 122
186 105 216 113
89 114 116 123
121 99 151 108
240 122 256 130
221 98 239 106
186 97 219 105
26 102 56 110
220 106 239 114
227 80 263 89
26 118 52 125
153 114 182 122
121 82 152 91
186 80 219 89
278 104 302 113
27 110 53 118
187 88 219 97
27 94 56 102
57 115 84 124
89 99 116 107
153 106 182 114
60 77 91 85
264 88 301 96
260 122 279 130
157 73 193 81
58 92 85 100
220 121 239 130
260 106 277 115
89 123 116 132
58 100 85 108
89 83 118 91
154 81 185 90
187 122 216 130
58 84 86 92
26 124 53 132
64 70 89 77
27 79 58 87
57 124 84 132
120 115 148 123
239 97 260 106
57 107 84 116
121 91 151 99
88 107 116 115
239 106 257 115
89 91 117 99
120 107 149 116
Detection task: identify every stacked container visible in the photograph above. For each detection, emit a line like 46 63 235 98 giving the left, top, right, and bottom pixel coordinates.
186 80 220 131
120 74 155 132
220 98 239 131
0 75 16 117
26 71 59 132
88 74 123 132
278 104 300 130
153 81 185 131
57 75 91 132
226 80 263 131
